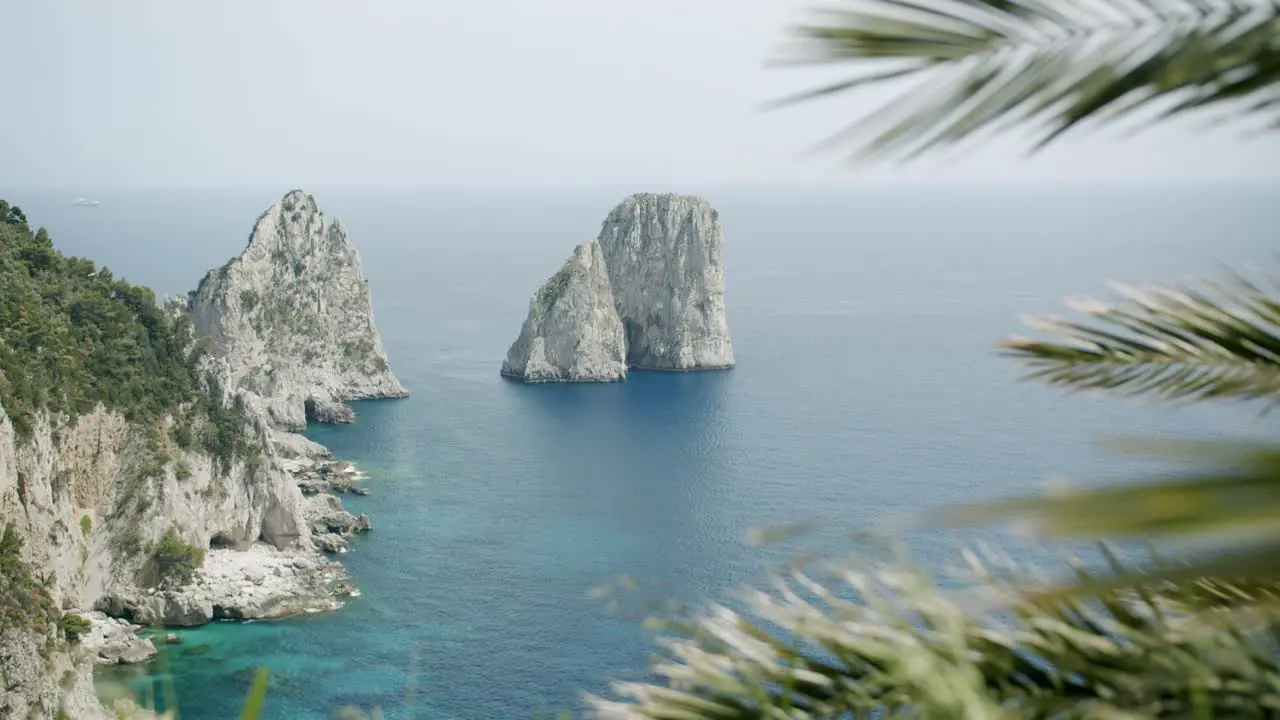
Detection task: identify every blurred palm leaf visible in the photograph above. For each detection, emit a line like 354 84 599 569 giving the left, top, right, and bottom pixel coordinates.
586 551 1280 718
237 668 270 720
1002 271 1280 404
771 0 1280 160
967 267 1280 602
936 439 1280 540
931 438 1280 604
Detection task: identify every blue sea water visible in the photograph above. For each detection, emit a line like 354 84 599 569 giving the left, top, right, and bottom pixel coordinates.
6 183 1280 719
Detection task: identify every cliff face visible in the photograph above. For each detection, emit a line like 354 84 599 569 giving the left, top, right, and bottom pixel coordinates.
0 402 303 603
0 407 108 719
0 194 395 718
0 398 311 718
0 357 323 713
502 240 627 383
189 190 406 431
597 193 734 371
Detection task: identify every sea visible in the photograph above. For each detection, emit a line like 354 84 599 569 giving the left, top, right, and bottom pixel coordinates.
4 183 1278 719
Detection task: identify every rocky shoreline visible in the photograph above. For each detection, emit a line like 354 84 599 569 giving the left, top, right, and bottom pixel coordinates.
96 543 351 628
81 444 372 664
289 457 371 496
80 614 157 666
279 432 375 553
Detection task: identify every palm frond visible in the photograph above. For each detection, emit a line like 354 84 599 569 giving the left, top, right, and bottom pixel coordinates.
585 550 1280 718
932 438 1280 603
937 439 1280 538
1001 269 1280 405
771 0 1280 160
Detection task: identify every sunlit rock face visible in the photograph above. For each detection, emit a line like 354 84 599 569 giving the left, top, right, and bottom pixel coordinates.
502 239 627 383
596 193 734 370
189 190 407 430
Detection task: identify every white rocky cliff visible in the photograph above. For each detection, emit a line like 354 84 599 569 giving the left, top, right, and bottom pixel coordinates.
501 240 627 383
0 399 325 718
0 191 399 718
501 193 733 382
0 357 378 715
188 190 407 431
598 193 734 371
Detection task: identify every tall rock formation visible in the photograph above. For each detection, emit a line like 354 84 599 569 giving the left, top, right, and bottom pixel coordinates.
598 193 734 370
500 193 734 382
188 190 407 430
502 240 627 383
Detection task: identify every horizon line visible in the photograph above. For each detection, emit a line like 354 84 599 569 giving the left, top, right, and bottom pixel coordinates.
4 178 1280 193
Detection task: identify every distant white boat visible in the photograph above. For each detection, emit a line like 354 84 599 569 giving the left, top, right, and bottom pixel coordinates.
70 197 100 207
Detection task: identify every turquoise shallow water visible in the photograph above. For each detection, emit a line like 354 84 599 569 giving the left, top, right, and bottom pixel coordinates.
7 184 1280 718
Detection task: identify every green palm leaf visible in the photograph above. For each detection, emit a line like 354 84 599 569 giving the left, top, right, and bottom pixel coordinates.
238 668 270 720
930 438 1280 605
1001 270 1280 404
770 0 1280 160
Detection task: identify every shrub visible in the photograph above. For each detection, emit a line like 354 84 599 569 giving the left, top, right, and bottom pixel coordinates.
79 516 91 536
0 522 57 638
56 612 91 644
111 525 144 559
149 527 205 588
170 420 193 449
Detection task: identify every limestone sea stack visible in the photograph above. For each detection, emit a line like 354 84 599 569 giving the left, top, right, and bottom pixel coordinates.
189 190 407 430
500 193 734 383
501 240 627 382
598 193 734 371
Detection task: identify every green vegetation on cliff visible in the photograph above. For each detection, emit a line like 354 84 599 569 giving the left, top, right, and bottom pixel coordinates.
0 522 57 639
533 258 582 316
148 527 206 588
0 200 257 471
0 200 196 436
55 612 90 644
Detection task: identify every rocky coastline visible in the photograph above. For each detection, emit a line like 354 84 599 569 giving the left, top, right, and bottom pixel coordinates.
80 613 157 666
0 190 405 718
96 542 352 628
71 450 370 671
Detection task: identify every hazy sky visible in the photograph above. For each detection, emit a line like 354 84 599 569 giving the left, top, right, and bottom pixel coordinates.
3 0 1278 188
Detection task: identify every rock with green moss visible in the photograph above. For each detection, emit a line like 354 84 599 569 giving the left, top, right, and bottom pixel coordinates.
188 190 407 431
501 240 627 383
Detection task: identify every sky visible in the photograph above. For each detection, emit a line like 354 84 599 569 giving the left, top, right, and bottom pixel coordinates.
2 0 1278 188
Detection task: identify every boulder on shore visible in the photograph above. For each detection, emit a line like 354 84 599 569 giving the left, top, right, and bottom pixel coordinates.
78 612 157 665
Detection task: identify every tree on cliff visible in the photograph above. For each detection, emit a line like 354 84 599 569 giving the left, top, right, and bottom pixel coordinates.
587 0 1280 717
0 199 28 229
